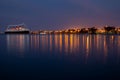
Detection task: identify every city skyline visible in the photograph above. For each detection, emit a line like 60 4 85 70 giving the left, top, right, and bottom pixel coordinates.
0 0 120 30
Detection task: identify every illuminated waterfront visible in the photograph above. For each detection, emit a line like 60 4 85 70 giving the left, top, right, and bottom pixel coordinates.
0 34 120 79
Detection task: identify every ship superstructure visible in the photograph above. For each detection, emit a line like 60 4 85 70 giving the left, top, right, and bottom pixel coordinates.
5 23 30 34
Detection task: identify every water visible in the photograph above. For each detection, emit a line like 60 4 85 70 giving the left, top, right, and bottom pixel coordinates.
0 34 120 80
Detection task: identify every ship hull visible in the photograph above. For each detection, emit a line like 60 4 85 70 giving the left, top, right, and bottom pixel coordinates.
5 31 30 34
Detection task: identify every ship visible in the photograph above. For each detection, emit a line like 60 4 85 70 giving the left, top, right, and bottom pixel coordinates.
5 23 30 34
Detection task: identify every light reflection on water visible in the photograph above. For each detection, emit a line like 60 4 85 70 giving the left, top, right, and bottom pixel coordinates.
6 34 120 64
7 35 29 54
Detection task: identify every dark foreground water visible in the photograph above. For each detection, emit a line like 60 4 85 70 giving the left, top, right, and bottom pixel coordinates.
0 34 120 80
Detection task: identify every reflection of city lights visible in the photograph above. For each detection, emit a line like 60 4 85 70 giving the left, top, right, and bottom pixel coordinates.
49 35 53 51
85 36 89 64
64 34 69 53
6 34 120 64
7 35 29 56
103 36 107 63
70 34 73 53
30 35 40 49
59 34 62 52
55 35 59 49
111 36 114 42
86 36 89 53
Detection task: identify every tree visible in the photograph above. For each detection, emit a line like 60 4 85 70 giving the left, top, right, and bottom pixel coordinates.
88 27 97 34
79 28 88 33
104 26 116 34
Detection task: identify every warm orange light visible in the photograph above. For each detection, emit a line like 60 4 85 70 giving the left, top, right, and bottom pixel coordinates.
70 31 73 33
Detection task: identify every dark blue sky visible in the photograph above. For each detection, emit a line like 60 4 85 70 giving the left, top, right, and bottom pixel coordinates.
0 0 120 30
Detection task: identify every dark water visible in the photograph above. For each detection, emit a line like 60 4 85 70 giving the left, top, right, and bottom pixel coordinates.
0 34 120 80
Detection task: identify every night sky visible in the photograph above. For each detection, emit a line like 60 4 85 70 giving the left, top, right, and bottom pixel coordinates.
0 0 120 30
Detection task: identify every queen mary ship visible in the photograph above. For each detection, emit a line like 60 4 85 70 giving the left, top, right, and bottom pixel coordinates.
5 23 30 34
